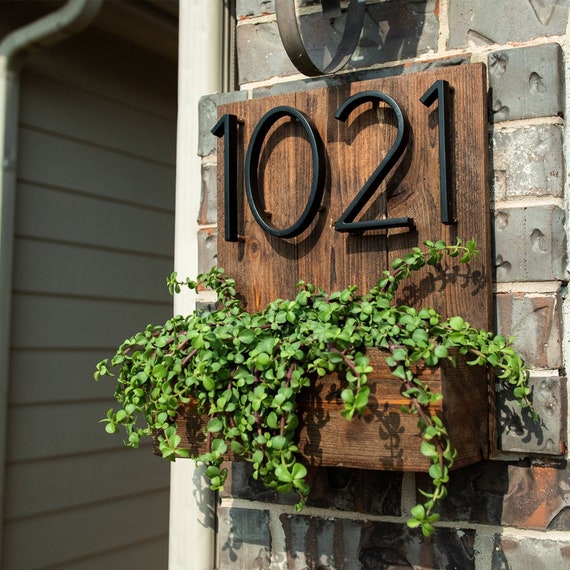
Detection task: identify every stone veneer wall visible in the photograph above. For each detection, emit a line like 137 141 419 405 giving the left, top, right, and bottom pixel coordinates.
196 1 570 567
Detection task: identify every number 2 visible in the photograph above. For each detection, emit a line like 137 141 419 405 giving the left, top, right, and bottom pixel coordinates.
334 90 413 232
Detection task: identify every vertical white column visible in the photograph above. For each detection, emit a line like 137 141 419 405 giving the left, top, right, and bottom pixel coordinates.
169 1 222 569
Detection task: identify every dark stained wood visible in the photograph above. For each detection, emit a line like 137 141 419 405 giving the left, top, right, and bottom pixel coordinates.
217 64 491 329
157 349 490 472
296 349 490 471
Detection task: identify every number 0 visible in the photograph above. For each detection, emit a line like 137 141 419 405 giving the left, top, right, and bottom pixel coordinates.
245 106 325 239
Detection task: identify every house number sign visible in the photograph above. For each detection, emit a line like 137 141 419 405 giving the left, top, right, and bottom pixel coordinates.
214 64 491 330
214 81 452 241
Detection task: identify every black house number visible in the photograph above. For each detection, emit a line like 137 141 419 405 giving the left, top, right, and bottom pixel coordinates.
213 80 453 242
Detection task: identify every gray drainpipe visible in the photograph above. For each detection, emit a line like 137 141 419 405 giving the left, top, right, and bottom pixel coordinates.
0 0 103 559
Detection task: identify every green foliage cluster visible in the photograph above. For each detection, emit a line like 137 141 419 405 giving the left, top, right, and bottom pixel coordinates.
95 239 533 536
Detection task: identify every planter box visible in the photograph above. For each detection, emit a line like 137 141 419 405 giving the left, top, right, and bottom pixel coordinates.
154 349 490 473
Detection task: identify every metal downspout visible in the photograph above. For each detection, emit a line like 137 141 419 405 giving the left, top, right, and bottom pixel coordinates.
170 1 223 569
0 0 103 559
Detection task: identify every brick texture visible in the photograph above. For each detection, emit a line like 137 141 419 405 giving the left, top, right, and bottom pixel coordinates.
280 515 477 569
449 0 568 47
492 124 564 200
223 463 402 516
488 44 564 122
493 205 567 282
492 533 570 569
498 374 567 455
501 462 570 530
495 291 562 369
198 0 570 566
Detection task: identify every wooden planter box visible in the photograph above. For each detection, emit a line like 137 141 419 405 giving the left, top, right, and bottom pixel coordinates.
154 349 490 472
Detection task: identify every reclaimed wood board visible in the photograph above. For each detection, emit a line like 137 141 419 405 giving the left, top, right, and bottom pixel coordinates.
155 349 490 472
216 64 491 330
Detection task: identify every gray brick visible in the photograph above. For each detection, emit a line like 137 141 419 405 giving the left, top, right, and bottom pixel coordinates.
217 507 271 570
197 227 218 273
359 520 476 568
416 461 511 525
223 463 402 515
198 91 249 157
493 124 564 200
199 162 218 225
237 2 438 84
292 1 438 73
449 1 568 47
237 0 275 18
236 21 297 84
498 374 567 455
280 514 362 569
492 533 570 568
279 515 476 568
358 1 438 66
237 0 325 18
495 291 562 370
489 44 564 122
493 205 567 282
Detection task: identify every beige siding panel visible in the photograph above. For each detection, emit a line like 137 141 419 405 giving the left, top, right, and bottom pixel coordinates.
18 129 175 211
3 490 170 570
4 11 176 569
5 449 169 520
15 183 174 256
56 536 169 570
13 238 173 303
11 294 170 349
25 30 177 119
9 349 131 404
20 73 176 164
6 401 137 461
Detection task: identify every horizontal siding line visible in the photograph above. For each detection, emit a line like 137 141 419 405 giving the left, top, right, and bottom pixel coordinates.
12 289 173 307
8 397 119 409
4 486 170 525
20 122 176 169
17 178 176 216
25 70 177 124
10 346 133 353
6 440 159 467
9 345 168 353
14 234 175 261
40 533 169 570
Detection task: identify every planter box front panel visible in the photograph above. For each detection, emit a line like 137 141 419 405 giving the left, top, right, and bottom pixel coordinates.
296 349 490 472
157 349 489 473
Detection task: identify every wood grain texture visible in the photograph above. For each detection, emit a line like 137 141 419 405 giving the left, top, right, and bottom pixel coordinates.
162 349 490 473
218 64 490 329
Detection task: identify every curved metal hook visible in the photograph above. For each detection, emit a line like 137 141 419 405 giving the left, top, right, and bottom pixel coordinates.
275 0 366 77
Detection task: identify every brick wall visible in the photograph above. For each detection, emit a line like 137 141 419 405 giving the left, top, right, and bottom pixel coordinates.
197 1 570 567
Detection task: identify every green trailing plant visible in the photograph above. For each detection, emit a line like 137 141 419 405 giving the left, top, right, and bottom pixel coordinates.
95 238 533 537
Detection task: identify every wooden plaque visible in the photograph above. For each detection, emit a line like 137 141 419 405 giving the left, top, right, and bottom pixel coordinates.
216 64 491 330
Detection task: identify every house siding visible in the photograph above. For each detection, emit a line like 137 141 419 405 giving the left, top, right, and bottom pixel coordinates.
1 16 176 570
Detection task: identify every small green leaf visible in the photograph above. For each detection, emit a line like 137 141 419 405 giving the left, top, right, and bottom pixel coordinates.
449 316 464 331
410 504 425 520
420 440 438 458
207 417 223 433
275 465 293 483
271 435 287 450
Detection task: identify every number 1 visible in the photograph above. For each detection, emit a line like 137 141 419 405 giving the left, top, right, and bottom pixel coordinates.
420 80 454 225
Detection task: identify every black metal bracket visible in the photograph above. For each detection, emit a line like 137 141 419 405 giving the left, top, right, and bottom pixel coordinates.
275 0 366 77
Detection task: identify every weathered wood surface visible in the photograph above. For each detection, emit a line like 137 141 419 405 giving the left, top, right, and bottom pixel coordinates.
217 64 491 330
295 349 490 471
159 349 490 472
